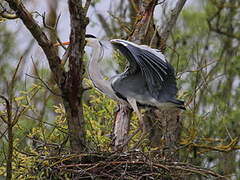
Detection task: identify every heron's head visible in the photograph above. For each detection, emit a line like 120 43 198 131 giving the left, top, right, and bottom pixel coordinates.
85 34 100 48
54 34 101 48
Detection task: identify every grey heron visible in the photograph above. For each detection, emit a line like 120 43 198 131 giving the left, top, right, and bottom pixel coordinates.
57 34 185 130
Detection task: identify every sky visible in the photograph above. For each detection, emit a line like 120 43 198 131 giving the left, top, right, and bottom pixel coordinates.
5 0 197 49
3 0 197 76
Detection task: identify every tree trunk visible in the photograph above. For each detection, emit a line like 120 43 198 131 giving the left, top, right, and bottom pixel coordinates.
63 98 86 152
112 104 132 151
63 0 90 153
154 109 181 160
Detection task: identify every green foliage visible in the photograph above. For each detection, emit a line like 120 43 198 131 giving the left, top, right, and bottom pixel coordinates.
168 2 240 178
182 9 208 35
0 78 118 178
83 79 116 151
1 0 240 179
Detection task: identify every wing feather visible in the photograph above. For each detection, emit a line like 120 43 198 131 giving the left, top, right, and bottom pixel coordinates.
139 55 164 82
111 39 178 101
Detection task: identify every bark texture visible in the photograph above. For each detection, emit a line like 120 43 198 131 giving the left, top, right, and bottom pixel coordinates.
112 104 132 151
159 0 187 51
154 109 181 160
62 0 89 153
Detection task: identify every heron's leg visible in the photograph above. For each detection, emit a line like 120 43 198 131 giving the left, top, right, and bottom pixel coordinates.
127 97 145 134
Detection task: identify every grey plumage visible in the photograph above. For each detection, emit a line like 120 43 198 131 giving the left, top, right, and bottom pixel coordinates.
83 36 184 111
110 39 184 109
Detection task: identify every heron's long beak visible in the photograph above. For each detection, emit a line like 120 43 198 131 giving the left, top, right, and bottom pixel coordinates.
54 41 70 47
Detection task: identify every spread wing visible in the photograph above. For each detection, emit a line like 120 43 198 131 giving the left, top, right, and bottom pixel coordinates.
110 39 178 101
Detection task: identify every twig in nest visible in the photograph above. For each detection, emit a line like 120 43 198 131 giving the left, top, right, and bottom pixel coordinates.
48 152 228 179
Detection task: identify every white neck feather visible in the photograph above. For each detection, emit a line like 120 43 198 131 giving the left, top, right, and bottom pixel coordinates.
88 41 117 100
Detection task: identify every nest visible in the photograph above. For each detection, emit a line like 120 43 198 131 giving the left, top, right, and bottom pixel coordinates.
41 151 227 180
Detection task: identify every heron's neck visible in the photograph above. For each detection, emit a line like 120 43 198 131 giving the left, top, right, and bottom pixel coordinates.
88 42 116 99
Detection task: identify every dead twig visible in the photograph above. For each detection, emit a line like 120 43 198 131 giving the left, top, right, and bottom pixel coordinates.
159 0 187 50
25 74 62 97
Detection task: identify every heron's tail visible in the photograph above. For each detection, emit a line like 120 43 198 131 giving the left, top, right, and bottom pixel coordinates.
169 99 186 110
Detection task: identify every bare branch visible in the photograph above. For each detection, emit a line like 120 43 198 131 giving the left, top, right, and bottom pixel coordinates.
129 0 158 44
159 0 187 48
208 19 240 40
0 128 7 140
4 0 65 87
0 115 8 124
42 12 55 30
84 0 92 12
97 11 114 36
10 56 24 91
25 74 62 97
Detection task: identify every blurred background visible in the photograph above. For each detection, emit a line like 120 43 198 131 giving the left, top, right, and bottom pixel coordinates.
0 0 239 179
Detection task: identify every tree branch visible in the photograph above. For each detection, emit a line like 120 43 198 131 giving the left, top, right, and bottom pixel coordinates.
4 0 65 87
159 0 187 50
4 0 91 153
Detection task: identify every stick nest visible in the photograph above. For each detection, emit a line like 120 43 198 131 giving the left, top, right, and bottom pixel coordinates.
41 151 227 180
